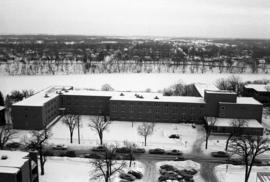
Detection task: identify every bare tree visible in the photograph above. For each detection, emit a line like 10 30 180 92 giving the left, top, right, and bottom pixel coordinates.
229 136 270 182
225 119 247 151
89 115 110 145
123 140 137 167
62 115 79 143
25 129 51 175
205 117 217 149
0 125 16 149
90 145 127 182
137 122 155 146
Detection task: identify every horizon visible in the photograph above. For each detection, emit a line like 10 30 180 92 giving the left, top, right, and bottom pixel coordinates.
1 0 270 39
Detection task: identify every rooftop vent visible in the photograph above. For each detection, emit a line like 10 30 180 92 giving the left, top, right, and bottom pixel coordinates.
44 94 49 98
154 96 159 99
120 93 124 96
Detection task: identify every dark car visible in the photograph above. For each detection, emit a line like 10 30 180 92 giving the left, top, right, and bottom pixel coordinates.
133 148 146 154
52 144 67 150
174 156 185 161
149 148 165 154
229 158 244 165
169 134 180 139
91 146 107 152
166 149 183 155
84 153 102 159
211 151 229 158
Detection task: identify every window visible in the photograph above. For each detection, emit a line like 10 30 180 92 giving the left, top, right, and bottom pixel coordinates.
221 106 225 110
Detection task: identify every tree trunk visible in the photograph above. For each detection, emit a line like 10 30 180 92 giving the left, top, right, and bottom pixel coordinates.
78 119 80 144
70 132 73 143
225 134 233 151
144 136 147 146
205 135 209 149
99 133 103 145
39 152 45 175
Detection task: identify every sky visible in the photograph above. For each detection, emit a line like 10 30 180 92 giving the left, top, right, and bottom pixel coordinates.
0 0 270 39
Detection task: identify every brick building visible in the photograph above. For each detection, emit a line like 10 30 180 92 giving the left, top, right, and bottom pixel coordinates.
11 84 264 135
0 150 38 182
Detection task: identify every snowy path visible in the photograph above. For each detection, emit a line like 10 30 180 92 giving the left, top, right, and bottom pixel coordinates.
200 163 219 182
140 160 158 182
191 126 205 154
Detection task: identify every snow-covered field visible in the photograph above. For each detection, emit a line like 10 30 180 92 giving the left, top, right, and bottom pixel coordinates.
40 157 144 182
13 115 203 152
215 164 270 182
1 73 269 95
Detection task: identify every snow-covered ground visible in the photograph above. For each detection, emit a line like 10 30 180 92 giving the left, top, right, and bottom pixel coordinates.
156 160 205 182
40 157 144 182
215 164 270 182
12 115 203 152
1 73 269 95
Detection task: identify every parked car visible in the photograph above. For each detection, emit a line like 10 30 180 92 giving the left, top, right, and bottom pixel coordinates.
119 173 136 181
91 146 107 152
6 142 22 149
169 134 180 139
174 156 185 161
116 147 131 153
166 149 183 155
84 153 102 159
211 151 229 158
133 148 146 154
52 144 67 150
228 158 244 165
149 148 165 154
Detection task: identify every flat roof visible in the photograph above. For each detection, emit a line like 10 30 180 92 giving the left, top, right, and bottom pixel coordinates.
245 84 270 92
205 90 236 95
194 83 219 97
206 117 263 128
13 86 59 106
0 106 5 110
0 166 19 174
236 97 262 105
0 150 29 170
111 95 205 103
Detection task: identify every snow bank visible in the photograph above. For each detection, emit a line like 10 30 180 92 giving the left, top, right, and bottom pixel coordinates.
215 164 270 182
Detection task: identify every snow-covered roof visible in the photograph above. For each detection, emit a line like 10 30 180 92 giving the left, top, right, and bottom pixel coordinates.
110 95 205 103
0 166 20 174
245 84 270 92
0 106 5 110
236 97 262 105
13 87 59 106
205 90 236 95
194 83 219 97
205 117 263 128
0 150 29 173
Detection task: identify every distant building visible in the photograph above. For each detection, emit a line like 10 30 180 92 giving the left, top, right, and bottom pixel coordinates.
243 84 270 106
11 84 264 135
0 150 39 182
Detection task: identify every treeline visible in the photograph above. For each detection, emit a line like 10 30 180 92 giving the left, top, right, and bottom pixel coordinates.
1 59 269 75
162 76 270 97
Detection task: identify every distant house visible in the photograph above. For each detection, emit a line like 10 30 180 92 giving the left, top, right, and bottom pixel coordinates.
243 84 270 106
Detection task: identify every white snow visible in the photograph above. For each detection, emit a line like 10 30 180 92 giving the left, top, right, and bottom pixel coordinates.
1 73 269 96
12 115 202 152
40 157 144 182
215 164 270 182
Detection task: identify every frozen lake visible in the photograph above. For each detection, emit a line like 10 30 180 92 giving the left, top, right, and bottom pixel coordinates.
1 73 269 95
